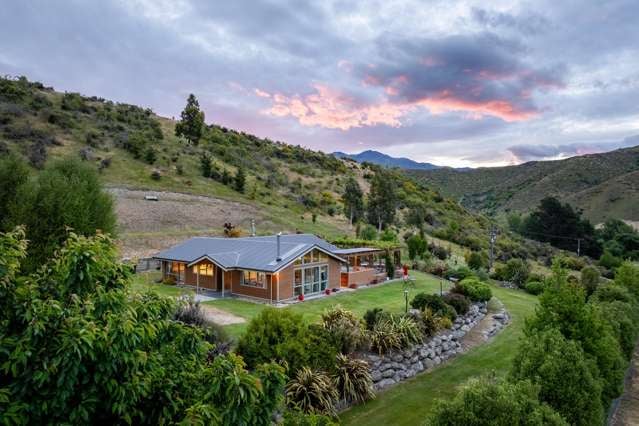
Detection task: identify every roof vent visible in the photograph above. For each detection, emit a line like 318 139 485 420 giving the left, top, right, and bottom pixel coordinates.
276 232 282 262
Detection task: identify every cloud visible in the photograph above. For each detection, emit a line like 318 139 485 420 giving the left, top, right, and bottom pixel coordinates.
258 32 563 129
1 0 639 166
356 33 564 122
262 84 410 130
508 135 639 162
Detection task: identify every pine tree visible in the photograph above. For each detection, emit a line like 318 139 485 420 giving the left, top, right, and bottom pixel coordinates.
199 153 212 178
366 170 397 232
175 94 205 145
234 167 246 193
342 176 364 227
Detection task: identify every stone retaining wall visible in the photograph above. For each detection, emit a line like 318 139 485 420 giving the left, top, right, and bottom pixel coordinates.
362 301 510 390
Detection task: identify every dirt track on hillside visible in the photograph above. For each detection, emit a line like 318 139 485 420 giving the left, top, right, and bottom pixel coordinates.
109 188 272 258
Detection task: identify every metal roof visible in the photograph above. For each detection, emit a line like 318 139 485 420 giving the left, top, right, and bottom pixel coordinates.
332 247 384 255
154 234 344 273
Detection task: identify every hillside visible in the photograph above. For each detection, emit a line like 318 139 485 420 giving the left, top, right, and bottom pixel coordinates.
408 144 639 223
0 76 512 259
333 150 443 170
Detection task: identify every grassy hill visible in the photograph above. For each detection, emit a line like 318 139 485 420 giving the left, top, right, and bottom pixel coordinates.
408 146 639 223
0 75 520 259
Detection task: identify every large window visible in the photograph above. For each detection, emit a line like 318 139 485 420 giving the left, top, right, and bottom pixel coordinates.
242 270 266 288
192 263 214 276
294 264 329 296
294 249 329 266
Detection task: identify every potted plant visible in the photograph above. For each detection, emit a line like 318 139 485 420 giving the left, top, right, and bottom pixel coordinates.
298 294 304 301
325 288 331 295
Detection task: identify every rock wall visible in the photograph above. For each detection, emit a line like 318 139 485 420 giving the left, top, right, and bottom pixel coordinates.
362 302 509 391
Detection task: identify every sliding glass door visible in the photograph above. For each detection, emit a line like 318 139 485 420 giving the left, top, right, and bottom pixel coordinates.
294 264 329 296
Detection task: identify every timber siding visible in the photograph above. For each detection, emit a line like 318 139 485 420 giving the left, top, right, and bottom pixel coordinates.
184 260 216 290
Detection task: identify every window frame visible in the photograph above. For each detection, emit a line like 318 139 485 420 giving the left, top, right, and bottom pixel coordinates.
241 270 267 289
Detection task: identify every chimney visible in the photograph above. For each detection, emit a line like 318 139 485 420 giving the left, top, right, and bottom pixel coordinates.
276 232 282 262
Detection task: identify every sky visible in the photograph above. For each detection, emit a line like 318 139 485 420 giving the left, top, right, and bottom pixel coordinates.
1 0 639 167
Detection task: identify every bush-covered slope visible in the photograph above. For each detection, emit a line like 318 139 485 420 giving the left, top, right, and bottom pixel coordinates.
0 75 523 258
408 145 639 222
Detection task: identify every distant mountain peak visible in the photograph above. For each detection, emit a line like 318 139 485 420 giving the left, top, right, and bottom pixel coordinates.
332 150 444 170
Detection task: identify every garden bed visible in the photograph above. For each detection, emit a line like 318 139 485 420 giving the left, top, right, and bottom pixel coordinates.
361 300 509 391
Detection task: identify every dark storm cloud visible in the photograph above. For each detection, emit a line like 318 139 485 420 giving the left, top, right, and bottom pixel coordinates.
352 33 564 121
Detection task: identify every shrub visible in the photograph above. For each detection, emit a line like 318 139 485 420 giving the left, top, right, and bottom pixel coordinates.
443 293 470 315
286 367 338 416
427 376 567 426
524 281 545 295
429 244 450 260
238 309 337 374
333 354 375 404
526 262 626 405
321 305 366 354
363 307 388 331
426 259 448 277
406 234 427 260
599 250 622 269
173 297 207 327
591 283 636 305
453 278 492 302
510 328 603 425
359 224 377 241
615 261 639 297
417 308 453 337
504 258 530 287
394 315 422 347
410 293 457 320
368 317 401 355
444 265 474 281
580 265 601 296
594 300 639 360
465 250 488 270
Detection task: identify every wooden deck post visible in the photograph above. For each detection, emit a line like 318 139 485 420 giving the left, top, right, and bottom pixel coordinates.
221 270 225 298
196 266 200 295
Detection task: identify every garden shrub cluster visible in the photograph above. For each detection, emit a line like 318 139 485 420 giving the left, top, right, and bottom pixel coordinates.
238 305 378 417
429 260 639 426
451 278 492 302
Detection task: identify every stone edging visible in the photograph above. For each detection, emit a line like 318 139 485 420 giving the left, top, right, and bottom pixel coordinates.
362 301 510 391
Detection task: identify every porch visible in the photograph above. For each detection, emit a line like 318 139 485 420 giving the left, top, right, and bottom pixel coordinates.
334 247 403 288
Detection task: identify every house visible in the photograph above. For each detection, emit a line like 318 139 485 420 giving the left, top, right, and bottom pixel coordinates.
153 233 402 302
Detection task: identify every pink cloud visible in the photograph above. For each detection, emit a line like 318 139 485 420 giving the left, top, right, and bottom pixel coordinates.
255 81 535 130
254 88 271 98
259 84 410 130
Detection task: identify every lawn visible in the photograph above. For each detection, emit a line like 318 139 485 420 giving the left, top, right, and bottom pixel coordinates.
130 272 190 298
207 271 450 339
339 284 538 425
131 270 451 339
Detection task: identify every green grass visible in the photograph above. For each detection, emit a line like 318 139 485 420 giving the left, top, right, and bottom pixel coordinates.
206 271 451 339
132 271 451 340
339 284 537 425
129 272 189 298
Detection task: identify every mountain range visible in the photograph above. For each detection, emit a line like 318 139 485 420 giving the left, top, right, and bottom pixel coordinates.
333 150 444 170
408 143 639 223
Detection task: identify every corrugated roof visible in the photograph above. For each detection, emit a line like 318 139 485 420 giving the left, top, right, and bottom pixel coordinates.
154 234 343 272
332 247 384 255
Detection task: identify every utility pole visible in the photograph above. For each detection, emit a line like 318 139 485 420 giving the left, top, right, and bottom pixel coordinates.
577 238 581 257
489 224 497 271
